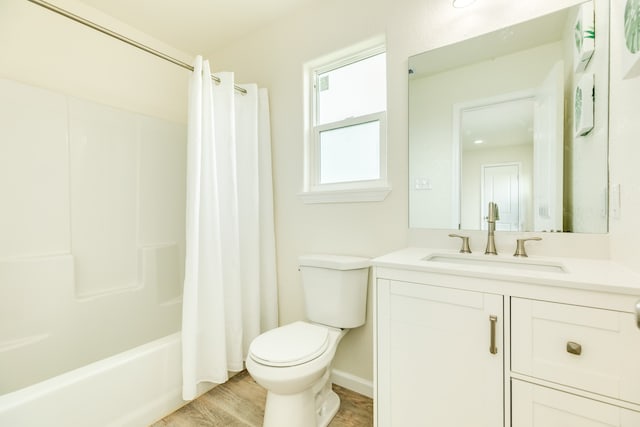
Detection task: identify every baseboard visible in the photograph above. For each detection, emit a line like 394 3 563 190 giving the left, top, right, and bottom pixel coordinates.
331 369 373 399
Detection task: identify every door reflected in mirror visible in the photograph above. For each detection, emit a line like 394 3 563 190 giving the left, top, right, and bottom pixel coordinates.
460 97 535 232
408 0 608 233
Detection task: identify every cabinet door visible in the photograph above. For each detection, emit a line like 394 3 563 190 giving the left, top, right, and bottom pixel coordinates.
376 280 503 427
512 380 640 426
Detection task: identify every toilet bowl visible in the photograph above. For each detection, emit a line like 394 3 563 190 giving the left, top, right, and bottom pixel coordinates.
246 321 347 427
245 254 370 427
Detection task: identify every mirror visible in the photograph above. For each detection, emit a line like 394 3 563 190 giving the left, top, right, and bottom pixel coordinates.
408 0 609 233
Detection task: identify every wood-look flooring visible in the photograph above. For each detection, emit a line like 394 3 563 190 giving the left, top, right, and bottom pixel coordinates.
150 370 373 427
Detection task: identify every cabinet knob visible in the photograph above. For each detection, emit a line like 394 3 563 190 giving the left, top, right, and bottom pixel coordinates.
566 341 582 356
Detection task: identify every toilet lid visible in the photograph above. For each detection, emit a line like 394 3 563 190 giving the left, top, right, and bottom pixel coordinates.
249 321 329 367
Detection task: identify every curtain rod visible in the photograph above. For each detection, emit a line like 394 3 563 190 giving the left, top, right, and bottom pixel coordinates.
26 0 247 94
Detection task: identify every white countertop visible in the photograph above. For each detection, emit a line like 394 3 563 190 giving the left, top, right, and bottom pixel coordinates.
372 247 640 296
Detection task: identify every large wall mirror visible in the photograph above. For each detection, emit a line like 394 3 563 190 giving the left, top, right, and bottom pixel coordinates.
408 0 609 233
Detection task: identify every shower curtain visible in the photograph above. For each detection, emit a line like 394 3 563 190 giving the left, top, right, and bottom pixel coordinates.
181 56 278 400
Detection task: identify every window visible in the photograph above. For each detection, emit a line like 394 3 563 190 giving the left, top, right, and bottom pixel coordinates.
301 43 390 203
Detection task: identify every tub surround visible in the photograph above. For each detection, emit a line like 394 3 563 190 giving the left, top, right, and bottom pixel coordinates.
0 77 185 395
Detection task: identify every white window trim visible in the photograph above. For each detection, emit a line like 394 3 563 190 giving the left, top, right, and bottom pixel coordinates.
300 39 391 204
298 184 392 204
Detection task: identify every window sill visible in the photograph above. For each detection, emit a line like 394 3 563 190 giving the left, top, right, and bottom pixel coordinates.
298 184 392 204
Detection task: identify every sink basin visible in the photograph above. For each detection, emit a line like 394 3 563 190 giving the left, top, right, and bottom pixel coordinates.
423 253 566 273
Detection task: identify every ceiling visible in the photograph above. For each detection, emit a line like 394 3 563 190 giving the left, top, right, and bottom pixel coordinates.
75 0 318 55
462 98 534 151
408 7 568 78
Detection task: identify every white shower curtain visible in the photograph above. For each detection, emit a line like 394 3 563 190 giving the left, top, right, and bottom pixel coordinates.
182 56 278 400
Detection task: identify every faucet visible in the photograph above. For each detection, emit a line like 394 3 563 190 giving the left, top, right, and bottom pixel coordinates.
485 202 499 255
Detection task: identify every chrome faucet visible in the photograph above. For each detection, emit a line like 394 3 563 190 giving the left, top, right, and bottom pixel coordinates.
485 202 499 255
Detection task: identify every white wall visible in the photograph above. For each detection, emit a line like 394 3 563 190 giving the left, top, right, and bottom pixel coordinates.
0 0 191 122
609 0 640 273
208 0 600 383
208 0 406 383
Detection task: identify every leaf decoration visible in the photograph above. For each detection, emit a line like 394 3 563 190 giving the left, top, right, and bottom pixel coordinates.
575 85 583 134
625 0 640 54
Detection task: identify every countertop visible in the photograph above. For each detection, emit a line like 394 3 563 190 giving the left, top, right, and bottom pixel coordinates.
372 247 640 296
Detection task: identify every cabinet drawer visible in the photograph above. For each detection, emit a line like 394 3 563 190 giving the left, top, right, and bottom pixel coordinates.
511 298 640 405
512 380 640 426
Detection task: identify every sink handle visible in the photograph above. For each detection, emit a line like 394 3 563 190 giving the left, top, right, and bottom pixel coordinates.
513 237 542 258
449 234 472 254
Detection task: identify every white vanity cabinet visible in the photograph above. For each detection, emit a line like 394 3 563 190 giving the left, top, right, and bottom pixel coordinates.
376 279 504 426
373 248 640 427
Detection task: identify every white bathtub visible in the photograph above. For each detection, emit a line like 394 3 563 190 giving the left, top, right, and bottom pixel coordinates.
0 333 209 426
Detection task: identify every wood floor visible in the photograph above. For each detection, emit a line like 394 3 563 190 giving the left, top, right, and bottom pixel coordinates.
150 370 373 427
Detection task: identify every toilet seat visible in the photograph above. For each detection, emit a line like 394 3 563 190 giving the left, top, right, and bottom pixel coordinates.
249 321 329 367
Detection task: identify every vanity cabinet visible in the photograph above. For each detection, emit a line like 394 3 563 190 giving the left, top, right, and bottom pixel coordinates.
373 249 640 427
376 279 504 426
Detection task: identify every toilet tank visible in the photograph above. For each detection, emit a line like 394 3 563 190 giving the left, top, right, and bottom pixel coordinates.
298 254 370 329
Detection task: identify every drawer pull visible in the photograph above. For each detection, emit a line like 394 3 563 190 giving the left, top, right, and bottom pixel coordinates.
636 300 640 329
489 315 498 355
566 341 582 356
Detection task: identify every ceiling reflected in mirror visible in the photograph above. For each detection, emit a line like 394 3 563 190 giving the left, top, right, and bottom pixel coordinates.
453 0 477 8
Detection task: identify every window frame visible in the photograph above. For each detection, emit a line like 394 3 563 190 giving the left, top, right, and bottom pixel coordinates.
300 42 391 204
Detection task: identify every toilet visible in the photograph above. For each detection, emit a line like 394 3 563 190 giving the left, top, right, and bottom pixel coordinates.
245 254 370 427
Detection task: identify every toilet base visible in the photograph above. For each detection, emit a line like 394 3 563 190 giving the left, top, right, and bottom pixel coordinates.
263 388 316 427
318 389 340 427
314 368 340 427
262 374 341 427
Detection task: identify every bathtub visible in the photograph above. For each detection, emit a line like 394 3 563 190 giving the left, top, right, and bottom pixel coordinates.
0 332 209 426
